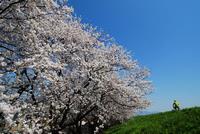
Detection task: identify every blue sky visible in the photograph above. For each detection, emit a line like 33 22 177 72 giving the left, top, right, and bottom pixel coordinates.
68 0 200 112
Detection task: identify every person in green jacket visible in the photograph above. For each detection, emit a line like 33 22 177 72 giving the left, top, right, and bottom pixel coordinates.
173 100 180 111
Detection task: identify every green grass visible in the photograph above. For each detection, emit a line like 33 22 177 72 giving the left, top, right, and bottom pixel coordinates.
105 107 200 134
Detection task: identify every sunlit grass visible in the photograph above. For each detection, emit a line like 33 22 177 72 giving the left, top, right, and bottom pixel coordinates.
105 107 200 134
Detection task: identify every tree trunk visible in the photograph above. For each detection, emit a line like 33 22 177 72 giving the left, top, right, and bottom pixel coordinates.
75 122 82 134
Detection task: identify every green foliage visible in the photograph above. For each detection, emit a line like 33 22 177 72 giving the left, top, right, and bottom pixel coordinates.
105 107 200 134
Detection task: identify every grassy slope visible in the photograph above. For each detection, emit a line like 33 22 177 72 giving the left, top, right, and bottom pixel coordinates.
105 107 200 134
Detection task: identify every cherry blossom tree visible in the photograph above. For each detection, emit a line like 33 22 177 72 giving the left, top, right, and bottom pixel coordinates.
0 0 152 133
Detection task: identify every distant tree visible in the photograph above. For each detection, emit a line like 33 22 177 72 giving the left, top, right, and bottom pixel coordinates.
0 0 152 133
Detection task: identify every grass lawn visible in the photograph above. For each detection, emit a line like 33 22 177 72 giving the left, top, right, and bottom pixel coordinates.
105 107 200 134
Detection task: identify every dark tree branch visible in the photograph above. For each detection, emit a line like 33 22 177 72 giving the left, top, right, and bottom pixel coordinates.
0 0 25 15
0 40 25 57
0 40 16 52
108 95 136 108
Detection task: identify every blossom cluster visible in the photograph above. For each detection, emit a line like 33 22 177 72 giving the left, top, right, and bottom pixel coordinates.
0 0 152 133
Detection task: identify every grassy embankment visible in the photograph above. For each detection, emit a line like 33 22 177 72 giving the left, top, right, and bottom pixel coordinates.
105 107 200 134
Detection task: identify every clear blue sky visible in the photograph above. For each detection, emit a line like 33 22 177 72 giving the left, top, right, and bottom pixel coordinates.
68 0 200 112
